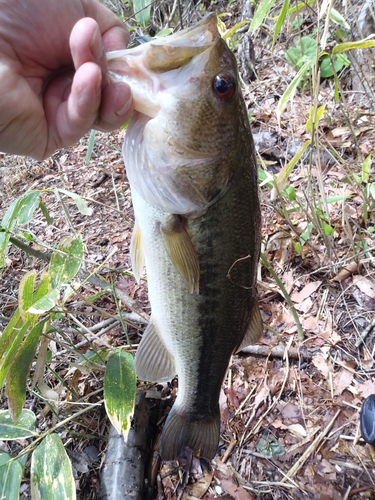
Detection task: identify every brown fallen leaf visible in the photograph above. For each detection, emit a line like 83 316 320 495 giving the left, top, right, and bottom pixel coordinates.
352 275 375 299
333 368 354 396
331 261 357 282
291 281 322 303
312 353 334 378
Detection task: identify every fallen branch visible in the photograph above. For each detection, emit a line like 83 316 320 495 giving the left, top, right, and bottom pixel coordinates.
240 344 314 360
99 391 150 500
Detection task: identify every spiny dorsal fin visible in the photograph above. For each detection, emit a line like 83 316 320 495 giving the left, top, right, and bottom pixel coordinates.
130 219 145 283
134 317 176 382
160 215 199 294
236 298 263 352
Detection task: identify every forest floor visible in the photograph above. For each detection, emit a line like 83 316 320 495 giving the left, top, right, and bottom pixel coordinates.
1 1 375 499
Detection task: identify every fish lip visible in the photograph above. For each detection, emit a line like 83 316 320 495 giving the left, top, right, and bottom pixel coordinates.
106 14 220 118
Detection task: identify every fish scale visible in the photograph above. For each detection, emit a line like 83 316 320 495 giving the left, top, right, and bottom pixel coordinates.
107 13 263 460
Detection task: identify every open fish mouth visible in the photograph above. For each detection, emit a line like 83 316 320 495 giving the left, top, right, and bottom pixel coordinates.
106 14 220 118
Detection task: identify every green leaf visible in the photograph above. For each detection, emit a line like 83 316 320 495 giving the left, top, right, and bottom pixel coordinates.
18 192 41 225
249 0 275 32
49 235 84 289
7 320 47 421
332 38 375 55
306 105 325 133
85 129 96 165
272 0 289 50
223 20 251 40
104 350 136 439
0 316 33 389
39 201 54 225
31 434 76 500
0 192 42 267
322 223 334 236
133 0 151 27
156 28 173 37
330 7 350 29
0 456 23 500
56 188 92 216
0 409 37 439
277 59 315 123
369 182 375 200
19 270 37 322
276 140 311 191
362 152 373 184
28 289 60 314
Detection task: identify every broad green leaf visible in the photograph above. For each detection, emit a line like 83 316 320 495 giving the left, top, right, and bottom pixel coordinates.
362 153 373 184
56 188 92 216
104 350 136 438
322 223 334 236
133 0 151 27
7 320 47 421
249 0 275 32
272 0 289 50
0 192 41 267
49 235 84 289
0 456 23 500
277 59 315 123
0 308 22 358
0 199 20 268
19 270 37 322
18 192 41 225
19 270 52 321
320 53 350 78
0 317 33 389
275 140 311 191
31 434 76 500
0 409 37 439
28 289 60 314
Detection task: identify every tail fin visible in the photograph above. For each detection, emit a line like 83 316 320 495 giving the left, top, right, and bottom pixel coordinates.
159 406 220 461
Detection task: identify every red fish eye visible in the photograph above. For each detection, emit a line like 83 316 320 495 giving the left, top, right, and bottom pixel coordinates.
213 74 235 100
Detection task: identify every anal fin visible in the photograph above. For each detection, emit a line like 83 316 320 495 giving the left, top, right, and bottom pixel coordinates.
134 317 176 382
160 215 199 294
236 298 264 352
130 219 145 283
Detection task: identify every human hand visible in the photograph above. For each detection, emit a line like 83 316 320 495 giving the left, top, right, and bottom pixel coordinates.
0 0 133 160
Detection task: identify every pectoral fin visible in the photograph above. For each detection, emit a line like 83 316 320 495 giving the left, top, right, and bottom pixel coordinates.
130 220 145 283
236 298 263 352
134 317 176 383
160 215 199 294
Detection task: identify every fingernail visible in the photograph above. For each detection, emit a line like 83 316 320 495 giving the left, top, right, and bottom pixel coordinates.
116 97 133 116
90 26 104 61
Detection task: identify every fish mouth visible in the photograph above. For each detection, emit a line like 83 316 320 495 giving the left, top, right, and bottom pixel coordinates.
106 13 220 118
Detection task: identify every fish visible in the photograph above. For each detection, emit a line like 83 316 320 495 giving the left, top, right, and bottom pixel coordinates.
107 13 263 461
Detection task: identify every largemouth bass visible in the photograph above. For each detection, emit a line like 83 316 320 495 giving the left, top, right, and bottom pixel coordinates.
107 13 263 461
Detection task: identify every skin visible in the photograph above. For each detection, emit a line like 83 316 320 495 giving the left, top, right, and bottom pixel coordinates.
0 0 133 160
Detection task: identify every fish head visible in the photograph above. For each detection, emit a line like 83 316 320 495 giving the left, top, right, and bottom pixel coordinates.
107 14 250 217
